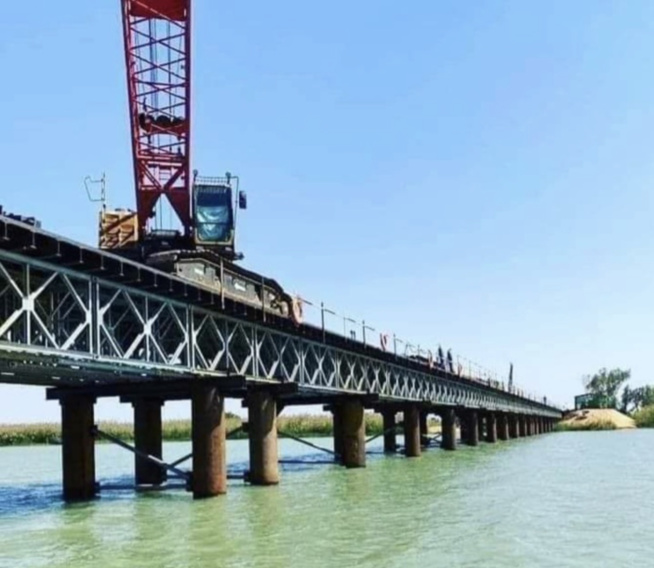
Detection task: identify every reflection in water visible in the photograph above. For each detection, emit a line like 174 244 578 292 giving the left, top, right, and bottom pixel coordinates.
0 432 653 567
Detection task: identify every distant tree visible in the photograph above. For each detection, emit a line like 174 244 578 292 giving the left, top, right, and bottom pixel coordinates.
583 368 631 408
621 384 654 413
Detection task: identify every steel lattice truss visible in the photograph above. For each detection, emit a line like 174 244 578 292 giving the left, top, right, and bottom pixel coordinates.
0 250 560 417
121 0 192 234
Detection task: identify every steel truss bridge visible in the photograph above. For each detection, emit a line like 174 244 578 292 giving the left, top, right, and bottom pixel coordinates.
0 215 560 418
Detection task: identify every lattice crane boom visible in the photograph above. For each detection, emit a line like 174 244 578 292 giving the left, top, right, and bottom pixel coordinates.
121 0 192 237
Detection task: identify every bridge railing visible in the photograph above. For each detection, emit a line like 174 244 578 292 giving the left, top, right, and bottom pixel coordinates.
296 296 564 411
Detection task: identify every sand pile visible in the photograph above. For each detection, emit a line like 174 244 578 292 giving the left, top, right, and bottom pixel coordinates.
560 408 636 430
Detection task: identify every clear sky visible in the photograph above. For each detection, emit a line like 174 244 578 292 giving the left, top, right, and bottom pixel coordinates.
1 0 653 423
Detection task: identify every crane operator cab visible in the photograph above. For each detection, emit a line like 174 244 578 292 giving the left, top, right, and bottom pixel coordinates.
192 171 247 261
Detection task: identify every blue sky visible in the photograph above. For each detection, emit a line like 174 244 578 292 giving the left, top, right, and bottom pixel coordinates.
1 0 654 423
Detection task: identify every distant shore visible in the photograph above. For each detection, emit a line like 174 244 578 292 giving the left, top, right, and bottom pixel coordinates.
555 407 654 431
0 414 385 447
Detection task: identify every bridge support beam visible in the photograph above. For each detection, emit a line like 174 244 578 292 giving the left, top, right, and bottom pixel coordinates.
478 413 485 441
133 398 166 486
191 384 226 498
440 408 457 451
508 414 518 438
462 410 479 446
404 405 421 457
520 416 528 437
341 400 366 468
247 390 279 485
60 394 96 502
485 412 498 443
382 409 397 453
497 413 509 441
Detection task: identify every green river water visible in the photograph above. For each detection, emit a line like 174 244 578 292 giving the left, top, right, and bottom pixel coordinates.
0 430 651 567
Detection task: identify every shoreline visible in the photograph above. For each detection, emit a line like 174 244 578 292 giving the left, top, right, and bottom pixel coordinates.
0 414 386 447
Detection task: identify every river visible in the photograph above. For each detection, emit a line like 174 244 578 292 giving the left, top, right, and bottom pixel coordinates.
0 430 651 567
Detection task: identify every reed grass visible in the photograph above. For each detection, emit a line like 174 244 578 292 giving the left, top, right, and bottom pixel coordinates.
632 405 654 428
0 413 385 446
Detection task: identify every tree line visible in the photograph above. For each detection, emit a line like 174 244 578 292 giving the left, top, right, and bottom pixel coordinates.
582 368 654 413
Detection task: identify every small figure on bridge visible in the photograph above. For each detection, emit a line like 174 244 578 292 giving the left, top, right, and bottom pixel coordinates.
446 349 453 373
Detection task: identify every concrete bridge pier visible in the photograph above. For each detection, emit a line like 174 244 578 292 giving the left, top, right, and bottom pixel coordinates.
439 408 457 451
403 404 421 457
247 389 279 485
191 384 227 498
60 394 97 502
477 413 485 441
341 399 366 468
508 414 518 438
497 413 509 441
462 410 479 446
520 416 528 437
133 398 166 486
382 409 397 453
485 412 498 443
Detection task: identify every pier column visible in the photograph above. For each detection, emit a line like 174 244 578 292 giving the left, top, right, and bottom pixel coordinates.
133 398 166 486
60 394 96 502
497 413 509 441
519 416 527 437
509 414 518 438
332 405 344 463
440 408 456 451
462 410 479 446
382 408 397 453
248 390 279 485
477 413 485 441
191 384 227 498
420 411 429 447
485 412 498 443
341 399 366 468
403 404 421 457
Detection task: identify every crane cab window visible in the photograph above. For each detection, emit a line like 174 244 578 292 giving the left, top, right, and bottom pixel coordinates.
194 185 234 244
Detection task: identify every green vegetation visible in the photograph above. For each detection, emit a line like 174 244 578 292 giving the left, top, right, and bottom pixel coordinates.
575 367 654 430
581 368 631 409
621 386 654 414
0 413 385 447
632 405 654 428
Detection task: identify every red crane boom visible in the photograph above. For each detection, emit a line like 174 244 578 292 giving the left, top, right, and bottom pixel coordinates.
121 0 192 237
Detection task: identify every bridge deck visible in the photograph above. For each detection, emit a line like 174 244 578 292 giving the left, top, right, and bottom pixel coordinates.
0 215 561 418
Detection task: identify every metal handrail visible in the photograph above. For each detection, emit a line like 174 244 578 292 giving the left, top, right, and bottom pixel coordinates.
294 296 562 410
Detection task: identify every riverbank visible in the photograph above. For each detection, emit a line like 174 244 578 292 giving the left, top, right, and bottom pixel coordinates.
0 413 385 446
556 408 635 431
